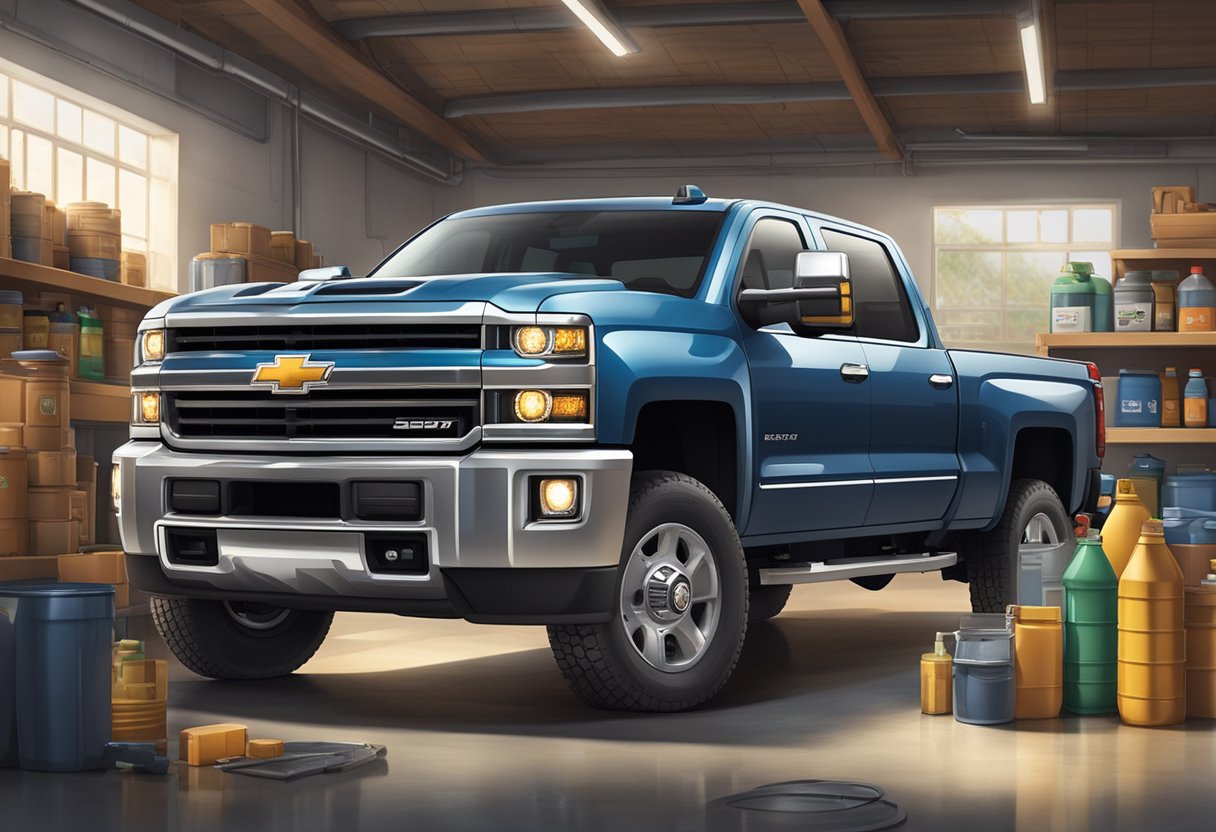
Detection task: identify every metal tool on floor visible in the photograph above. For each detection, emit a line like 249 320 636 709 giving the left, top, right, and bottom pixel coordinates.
103 742 171 775
215 741 386 781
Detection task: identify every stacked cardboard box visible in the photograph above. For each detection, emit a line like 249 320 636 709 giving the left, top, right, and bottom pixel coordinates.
58 549 128 608
65 202 122 280
10 191 53 267
208 222 299 284
121 251 146 287
1151 185 1216 248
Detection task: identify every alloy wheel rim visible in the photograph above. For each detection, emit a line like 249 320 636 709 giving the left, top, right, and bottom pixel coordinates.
1021 511 1061 547
223 601 292 631
619 522 721 673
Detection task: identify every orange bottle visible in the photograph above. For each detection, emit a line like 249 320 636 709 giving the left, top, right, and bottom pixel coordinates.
1013 605 1063 718
1185 559 1216 718
1118 519 1186 726
1161 366 1181 427
920 632 953 715
1103 479 1152 579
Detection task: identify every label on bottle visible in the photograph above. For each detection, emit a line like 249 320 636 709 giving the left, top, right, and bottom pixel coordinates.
1180 307 1216 332
1185 396 1208 427
1163 399 1181 426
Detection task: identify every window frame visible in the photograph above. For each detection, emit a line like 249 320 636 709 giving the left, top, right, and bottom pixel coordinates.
816 225 922 346
932 202 1119 351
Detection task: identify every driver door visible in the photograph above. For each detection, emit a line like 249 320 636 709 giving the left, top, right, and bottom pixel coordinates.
735 214 874 537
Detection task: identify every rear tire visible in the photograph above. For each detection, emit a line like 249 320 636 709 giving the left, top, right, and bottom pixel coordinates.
748 584 792 622
967 479 1072 613
547 471 748 711
151 597 333 680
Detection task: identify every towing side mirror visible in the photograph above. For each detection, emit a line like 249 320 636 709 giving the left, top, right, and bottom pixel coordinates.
738 251 854 331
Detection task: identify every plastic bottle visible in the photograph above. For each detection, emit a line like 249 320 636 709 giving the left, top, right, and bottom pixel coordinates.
1185 560 1216 718
75 308 104 382
920 631 953 715
1063 515 1118 714
1128 454 1166 515
1117 519 1186 727
1013 605 1063 719
1161 367 1181 427
1103 479 1152 578
1051 262 1113 332
1184 369 1209 428
1178 265 1216 332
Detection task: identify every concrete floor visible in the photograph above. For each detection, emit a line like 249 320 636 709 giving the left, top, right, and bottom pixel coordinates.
3 572 1215 831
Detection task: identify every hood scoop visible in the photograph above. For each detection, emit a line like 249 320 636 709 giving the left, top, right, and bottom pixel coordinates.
314 280 422 297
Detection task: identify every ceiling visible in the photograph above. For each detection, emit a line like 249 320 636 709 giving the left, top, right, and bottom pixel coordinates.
126 0 1216 165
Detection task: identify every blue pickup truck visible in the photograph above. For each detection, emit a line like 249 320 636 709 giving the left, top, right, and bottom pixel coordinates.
114 187 1103 711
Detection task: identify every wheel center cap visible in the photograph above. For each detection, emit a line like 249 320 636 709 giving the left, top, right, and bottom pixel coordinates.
671 580 691 613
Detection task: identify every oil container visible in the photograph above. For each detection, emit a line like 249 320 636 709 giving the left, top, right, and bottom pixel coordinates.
1063 522 1118 714
1164 469 1216 512
1051 263 1112 332
1185 561 1216 718
1153 270 1179 331
1161 367 1181 427
1128 454 1166 515
921 632 953 715
0 582 114 771
1018 541 1073 608
1104 480 1152 578
1013 605 1063 719
76 308 103 382
1178 265 1216 332
953 613 1015 725
1115 370 1162 427
1185 369 1209 428
1114 270 1155 331
1118 519 1186 727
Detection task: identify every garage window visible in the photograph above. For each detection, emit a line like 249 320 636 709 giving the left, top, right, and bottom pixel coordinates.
933 204 1117 351
0 58 178 289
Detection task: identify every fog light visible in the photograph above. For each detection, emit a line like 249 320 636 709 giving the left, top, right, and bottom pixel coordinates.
551 393 588 420
514 389 552 422
539 478 579 518
137 392 160 423
111 463 121 510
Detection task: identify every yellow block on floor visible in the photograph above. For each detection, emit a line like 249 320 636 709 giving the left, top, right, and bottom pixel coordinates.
246 739 285 759
181 724 248 766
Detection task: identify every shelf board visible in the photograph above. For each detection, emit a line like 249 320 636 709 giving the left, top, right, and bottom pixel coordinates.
0 256 174 309
1111 248 1216 262
1038 331 1216 350
70 380 130 424
1108 427 1216 444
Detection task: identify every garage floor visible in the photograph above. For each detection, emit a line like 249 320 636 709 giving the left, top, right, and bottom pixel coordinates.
3 572 1215 831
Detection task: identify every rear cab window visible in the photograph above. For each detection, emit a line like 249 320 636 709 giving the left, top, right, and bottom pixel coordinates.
817 227 921 344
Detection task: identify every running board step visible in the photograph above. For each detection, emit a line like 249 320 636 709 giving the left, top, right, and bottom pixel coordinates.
758 552 958 586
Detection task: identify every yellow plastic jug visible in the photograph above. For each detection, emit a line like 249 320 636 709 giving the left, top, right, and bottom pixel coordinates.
920 632 953 715
1185 560 1216 718
1013 605 1063 719
1118 519 1186 727
1104 479 1152 578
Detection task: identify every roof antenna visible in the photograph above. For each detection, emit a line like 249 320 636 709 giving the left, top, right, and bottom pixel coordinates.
673 184 708 205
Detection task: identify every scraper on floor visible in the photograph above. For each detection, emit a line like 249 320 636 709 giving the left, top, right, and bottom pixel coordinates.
216 741 385 781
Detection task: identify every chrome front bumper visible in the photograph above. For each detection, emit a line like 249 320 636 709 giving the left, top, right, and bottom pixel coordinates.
114 441 632 620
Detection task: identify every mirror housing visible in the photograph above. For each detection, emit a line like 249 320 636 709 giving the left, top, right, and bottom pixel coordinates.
738 251 854 331
297 265 352 283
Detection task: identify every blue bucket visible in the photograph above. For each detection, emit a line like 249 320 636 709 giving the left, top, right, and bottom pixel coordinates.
1115 370 1162 427
1163 471 1216 513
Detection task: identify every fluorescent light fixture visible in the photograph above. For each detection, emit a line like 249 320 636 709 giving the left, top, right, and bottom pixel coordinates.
560 0 640 57
1019 22 1046 104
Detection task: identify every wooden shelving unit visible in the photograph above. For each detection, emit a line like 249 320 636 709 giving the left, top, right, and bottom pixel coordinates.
1037 331 1216 354
1109 247 1216 281
1108 428 1216 444
0 255 174 310
70 380 131 424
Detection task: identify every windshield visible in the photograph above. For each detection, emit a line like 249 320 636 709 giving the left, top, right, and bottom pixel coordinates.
372 210 725 298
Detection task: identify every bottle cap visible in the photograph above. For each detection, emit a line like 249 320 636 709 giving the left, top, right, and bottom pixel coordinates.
1141 518 1164 536
1192 265 1204 274
1116 479 1139 498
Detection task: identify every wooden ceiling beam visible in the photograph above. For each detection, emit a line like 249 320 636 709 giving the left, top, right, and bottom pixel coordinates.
795 0 903 161
238 0 485 161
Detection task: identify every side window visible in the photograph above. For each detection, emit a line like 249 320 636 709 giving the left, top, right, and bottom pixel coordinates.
820 228 920 343
738 218 806 292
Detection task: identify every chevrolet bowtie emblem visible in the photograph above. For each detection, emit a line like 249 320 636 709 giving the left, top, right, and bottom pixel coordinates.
251 354 334 394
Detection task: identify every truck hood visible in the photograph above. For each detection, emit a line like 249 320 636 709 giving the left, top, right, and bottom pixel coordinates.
148 272 628 320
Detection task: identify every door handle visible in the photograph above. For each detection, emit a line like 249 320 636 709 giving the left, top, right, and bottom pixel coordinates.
929 374 954 389
840 363 870 383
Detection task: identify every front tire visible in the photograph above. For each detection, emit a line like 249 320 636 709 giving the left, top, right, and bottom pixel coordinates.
967 479 1072 613
151 597 334 680
547 471 748 711
748 584 792 622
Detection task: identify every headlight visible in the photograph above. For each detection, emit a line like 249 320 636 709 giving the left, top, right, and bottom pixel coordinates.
134 392 160 423
140 329 165 363
511 326 587 358
514 390 552 422
510 390 589 423
111 463 122 509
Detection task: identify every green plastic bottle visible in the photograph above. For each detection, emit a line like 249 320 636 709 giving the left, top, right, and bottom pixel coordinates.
1062 514 1119 714
1051 262 1113 332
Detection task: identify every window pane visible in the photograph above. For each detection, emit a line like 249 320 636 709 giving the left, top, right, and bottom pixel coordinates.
0 75 8 119
121 235 146 255
1073 208 1113 243
936 251 1002 308
1007 307 1050 344
10 129 23 190
26 133 53 198
56 99 82 143
57 149 84 206
936 208 1002 244
82 110 115 155
935 308 1002 344
1007 210 1038 243
1040 209 1068 243
1007 251 1065 306
118 169 147 237
86 157 115 206
1070 251 1112 279
0 126 8 164
118 125 148 169
12 80 53 131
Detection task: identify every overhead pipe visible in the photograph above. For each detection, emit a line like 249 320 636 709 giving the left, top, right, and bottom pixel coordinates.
63 0 463 184
336 0 1028 39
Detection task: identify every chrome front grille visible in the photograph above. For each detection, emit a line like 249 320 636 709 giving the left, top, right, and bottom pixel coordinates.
165 389 479 442
168 324 481 352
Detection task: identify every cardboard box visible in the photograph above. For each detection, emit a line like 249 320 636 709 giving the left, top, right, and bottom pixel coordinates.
0 446 27 520
28 485 74 520
0 518 28 558
114 582 130 608
58 550 126 584
1152 186 1195 214
52 244 70 271
294 239 314 271
121 251 147 287
211 223 271 259
64 203 120 234
270 231 296 265
1151 212 1216 241
66 230 121 261
29 519 79 556
180 724 248 766
0 555 60 580
243 253 298 284
28 449 77 487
